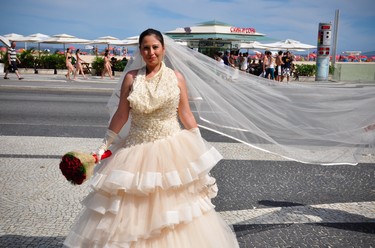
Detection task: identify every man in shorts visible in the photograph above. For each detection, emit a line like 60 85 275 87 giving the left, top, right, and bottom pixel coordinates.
4 41 24 80
275 50 284 82
281 51 293 83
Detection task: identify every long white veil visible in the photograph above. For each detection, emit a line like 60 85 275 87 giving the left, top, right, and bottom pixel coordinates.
107 35 375 165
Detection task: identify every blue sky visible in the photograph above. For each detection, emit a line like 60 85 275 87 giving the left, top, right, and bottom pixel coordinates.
1 0 374 53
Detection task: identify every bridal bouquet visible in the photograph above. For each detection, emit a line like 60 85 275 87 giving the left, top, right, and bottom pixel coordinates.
59 150 112 185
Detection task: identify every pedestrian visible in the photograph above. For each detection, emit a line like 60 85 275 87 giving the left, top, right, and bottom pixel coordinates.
223 51 230 66
73 49 88 79
228 53 236 67
65 48 75 81
275 50 284 82
240 52 248 72
263 51 275 80
281 51 294 83
101 50 114 79
3 41 24 80
214 51 225 65
63 28 239 248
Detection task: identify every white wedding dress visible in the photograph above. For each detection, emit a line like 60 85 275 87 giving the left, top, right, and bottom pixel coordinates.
63 63 239 247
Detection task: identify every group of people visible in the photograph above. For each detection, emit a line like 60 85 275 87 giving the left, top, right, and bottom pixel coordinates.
2 43 116 81
65 48 115 80
263 50 294 82
217 49 295 83
65 48 88 80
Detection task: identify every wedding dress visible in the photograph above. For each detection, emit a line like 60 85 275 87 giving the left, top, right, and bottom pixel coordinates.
63 62 240 247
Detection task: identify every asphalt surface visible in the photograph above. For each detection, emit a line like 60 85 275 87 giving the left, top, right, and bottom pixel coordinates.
0 73 374 248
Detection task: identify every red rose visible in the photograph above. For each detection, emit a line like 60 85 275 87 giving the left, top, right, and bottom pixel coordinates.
59 150 112 185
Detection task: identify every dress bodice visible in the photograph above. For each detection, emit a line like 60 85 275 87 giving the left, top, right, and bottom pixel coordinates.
125 63 181 146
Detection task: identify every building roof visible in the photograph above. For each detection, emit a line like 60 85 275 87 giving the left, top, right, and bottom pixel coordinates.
165 20 276 42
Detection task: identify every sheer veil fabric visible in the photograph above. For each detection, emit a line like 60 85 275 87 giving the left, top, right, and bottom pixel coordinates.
108 35 375 165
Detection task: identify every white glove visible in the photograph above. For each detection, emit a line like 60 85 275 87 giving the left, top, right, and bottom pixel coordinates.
188 127 201 136
95 129 117 162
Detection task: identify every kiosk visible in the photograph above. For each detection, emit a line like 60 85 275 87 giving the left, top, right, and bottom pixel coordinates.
315 23 332 81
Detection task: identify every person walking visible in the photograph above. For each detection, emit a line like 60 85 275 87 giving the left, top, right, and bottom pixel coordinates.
3 41 24 80
65 48 75 80
73 49 88 79
101 50 114 79
63 28 239 248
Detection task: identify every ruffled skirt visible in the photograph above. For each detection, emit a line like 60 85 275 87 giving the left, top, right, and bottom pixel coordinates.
63 130 239 247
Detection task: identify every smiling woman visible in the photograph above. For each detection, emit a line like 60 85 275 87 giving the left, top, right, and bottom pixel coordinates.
63 28 240 248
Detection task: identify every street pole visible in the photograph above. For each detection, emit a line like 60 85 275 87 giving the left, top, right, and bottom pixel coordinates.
331 9 340 68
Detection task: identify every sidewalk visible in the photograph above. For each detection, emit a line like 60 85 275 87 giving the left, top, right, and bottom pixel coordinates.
1 72 375 248
0 73 118 93
0 136 374 247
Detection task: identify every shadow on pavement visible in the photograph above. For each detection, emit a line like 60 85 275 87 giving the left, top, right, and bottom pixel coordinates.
233 200 375 234
0 235 65 247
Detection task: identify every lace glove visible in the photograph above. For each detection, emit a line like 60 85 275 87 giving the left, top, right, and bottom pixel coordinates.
95 129 117 162
188 127 201 136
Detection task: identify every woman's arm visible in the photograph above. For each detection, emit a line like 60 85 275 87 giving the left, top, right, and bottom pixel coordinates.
176 71 197 130
107 70 136 133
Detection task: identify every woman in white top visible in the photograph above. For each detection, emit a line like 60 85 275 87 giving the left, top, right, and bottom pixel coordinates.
264 51 275 80
240 53 248 71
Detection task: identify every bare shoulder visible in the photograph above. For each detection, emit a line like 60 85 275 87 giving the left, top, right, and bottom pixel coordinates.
174 70 186 86
123 69 138 84
119 69 138 92
125 69 138 79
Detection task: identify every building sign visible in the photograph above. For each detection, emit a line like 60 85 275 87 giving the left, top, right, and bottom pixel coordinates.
230 27 256 34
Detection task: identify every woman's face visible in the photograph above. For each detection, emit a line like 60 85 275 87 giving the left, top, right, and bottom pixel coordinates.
140 34 165 67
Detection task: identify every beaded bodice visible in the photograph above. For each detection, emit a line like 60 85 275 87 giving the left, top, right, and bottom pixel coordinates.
125 63 181 147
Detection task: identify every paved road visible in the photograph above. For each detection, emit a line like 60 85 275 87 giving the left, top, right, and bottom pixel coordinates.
0 74 374 248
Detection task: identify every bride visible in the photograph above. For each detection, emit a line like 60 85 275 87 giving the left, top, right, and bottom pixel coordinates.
63 28 240 247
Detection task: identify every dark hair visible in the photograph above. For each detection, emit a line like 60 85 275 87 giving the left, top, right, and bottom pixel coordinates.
138 28 164 48
76 49 80 54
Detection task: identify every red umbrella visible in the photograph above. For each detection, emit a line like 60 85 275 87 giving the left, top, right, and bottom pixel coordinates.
68 46 76 50
308 53 316 58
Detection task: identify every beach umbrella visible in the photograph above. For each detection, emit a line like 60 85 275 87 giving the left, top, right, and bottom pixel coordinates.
0 35 11 48
262 39 316 51
121 39 139 47
43 33 90 51
21 33 50 54
90 36 128 49
2 33 28 49
121 36 139 47
23 33 50 42
239 41 268 49
309 53 317 58
3 33 26 42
